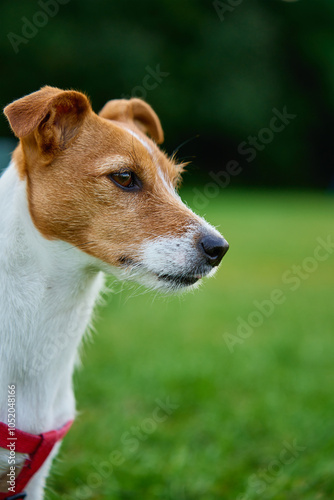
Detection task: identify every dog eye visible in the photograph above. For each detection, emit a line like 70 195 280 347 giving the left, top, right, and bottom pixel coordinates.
108 172 139 190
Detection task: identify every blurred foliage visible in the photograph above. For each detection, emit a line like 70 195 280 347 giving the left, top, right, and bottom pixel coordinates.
0 0 333 188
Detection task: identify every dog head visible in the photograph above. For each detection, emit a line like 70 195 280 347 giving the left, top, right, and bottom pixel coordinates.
4 86 229 291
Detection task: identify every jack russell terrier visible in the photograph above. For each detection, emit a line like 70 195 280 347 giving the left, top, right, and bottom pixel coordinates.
0 86 229 499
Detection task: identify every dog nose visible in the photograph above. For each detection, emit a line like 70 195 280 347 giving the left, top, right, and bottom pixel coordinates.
199 234 229 267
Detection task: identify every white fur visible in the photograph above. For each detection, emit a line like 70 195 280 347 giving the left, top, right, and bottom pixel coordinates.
105 223 221 294
126 128 154 155
0 163 104 499
157 165 179 197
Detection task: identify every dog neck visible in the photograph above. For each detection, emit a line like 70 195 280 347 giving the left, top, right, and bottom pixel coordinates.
0 162 104 435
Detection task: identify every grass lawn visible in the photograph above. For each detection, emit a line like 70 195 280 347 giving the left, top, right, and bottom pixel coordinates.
49 189 334 500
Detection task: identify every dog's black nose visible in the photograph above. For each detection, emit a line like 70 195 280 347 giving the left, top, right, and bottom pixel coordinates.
199 234 229 267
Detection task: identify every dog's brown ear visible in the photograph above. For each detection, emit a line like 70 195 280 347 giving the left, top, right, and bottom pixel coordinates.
4 86 91 154
99 98 164 144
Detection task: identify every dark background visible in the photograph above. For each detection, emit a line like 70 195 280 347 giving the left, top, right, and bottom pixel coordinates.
0 0 333 189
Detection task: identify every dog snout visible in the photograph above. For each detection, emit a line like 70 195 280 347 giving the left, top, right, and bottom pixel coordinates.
198 234 229 267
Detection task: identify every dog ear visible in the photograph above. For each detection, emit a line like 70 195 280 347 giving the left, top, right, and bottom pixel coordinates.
4 86 91 155
99 98 164 144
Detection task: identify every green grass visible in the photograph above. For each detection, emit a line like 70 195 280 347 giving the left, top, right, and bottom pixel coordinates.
49 190 334 500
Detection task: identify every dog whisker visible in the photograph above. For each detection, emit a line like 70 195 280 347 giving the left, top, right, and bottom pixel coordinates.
171 134 200 160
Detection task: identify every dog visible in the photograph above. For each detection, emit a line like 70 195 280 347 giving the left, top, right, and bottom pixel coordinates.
0 86 229 499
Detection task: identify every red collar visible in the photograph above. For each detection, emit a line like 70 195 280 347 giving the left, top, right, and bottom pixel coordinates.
0 420 73 499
